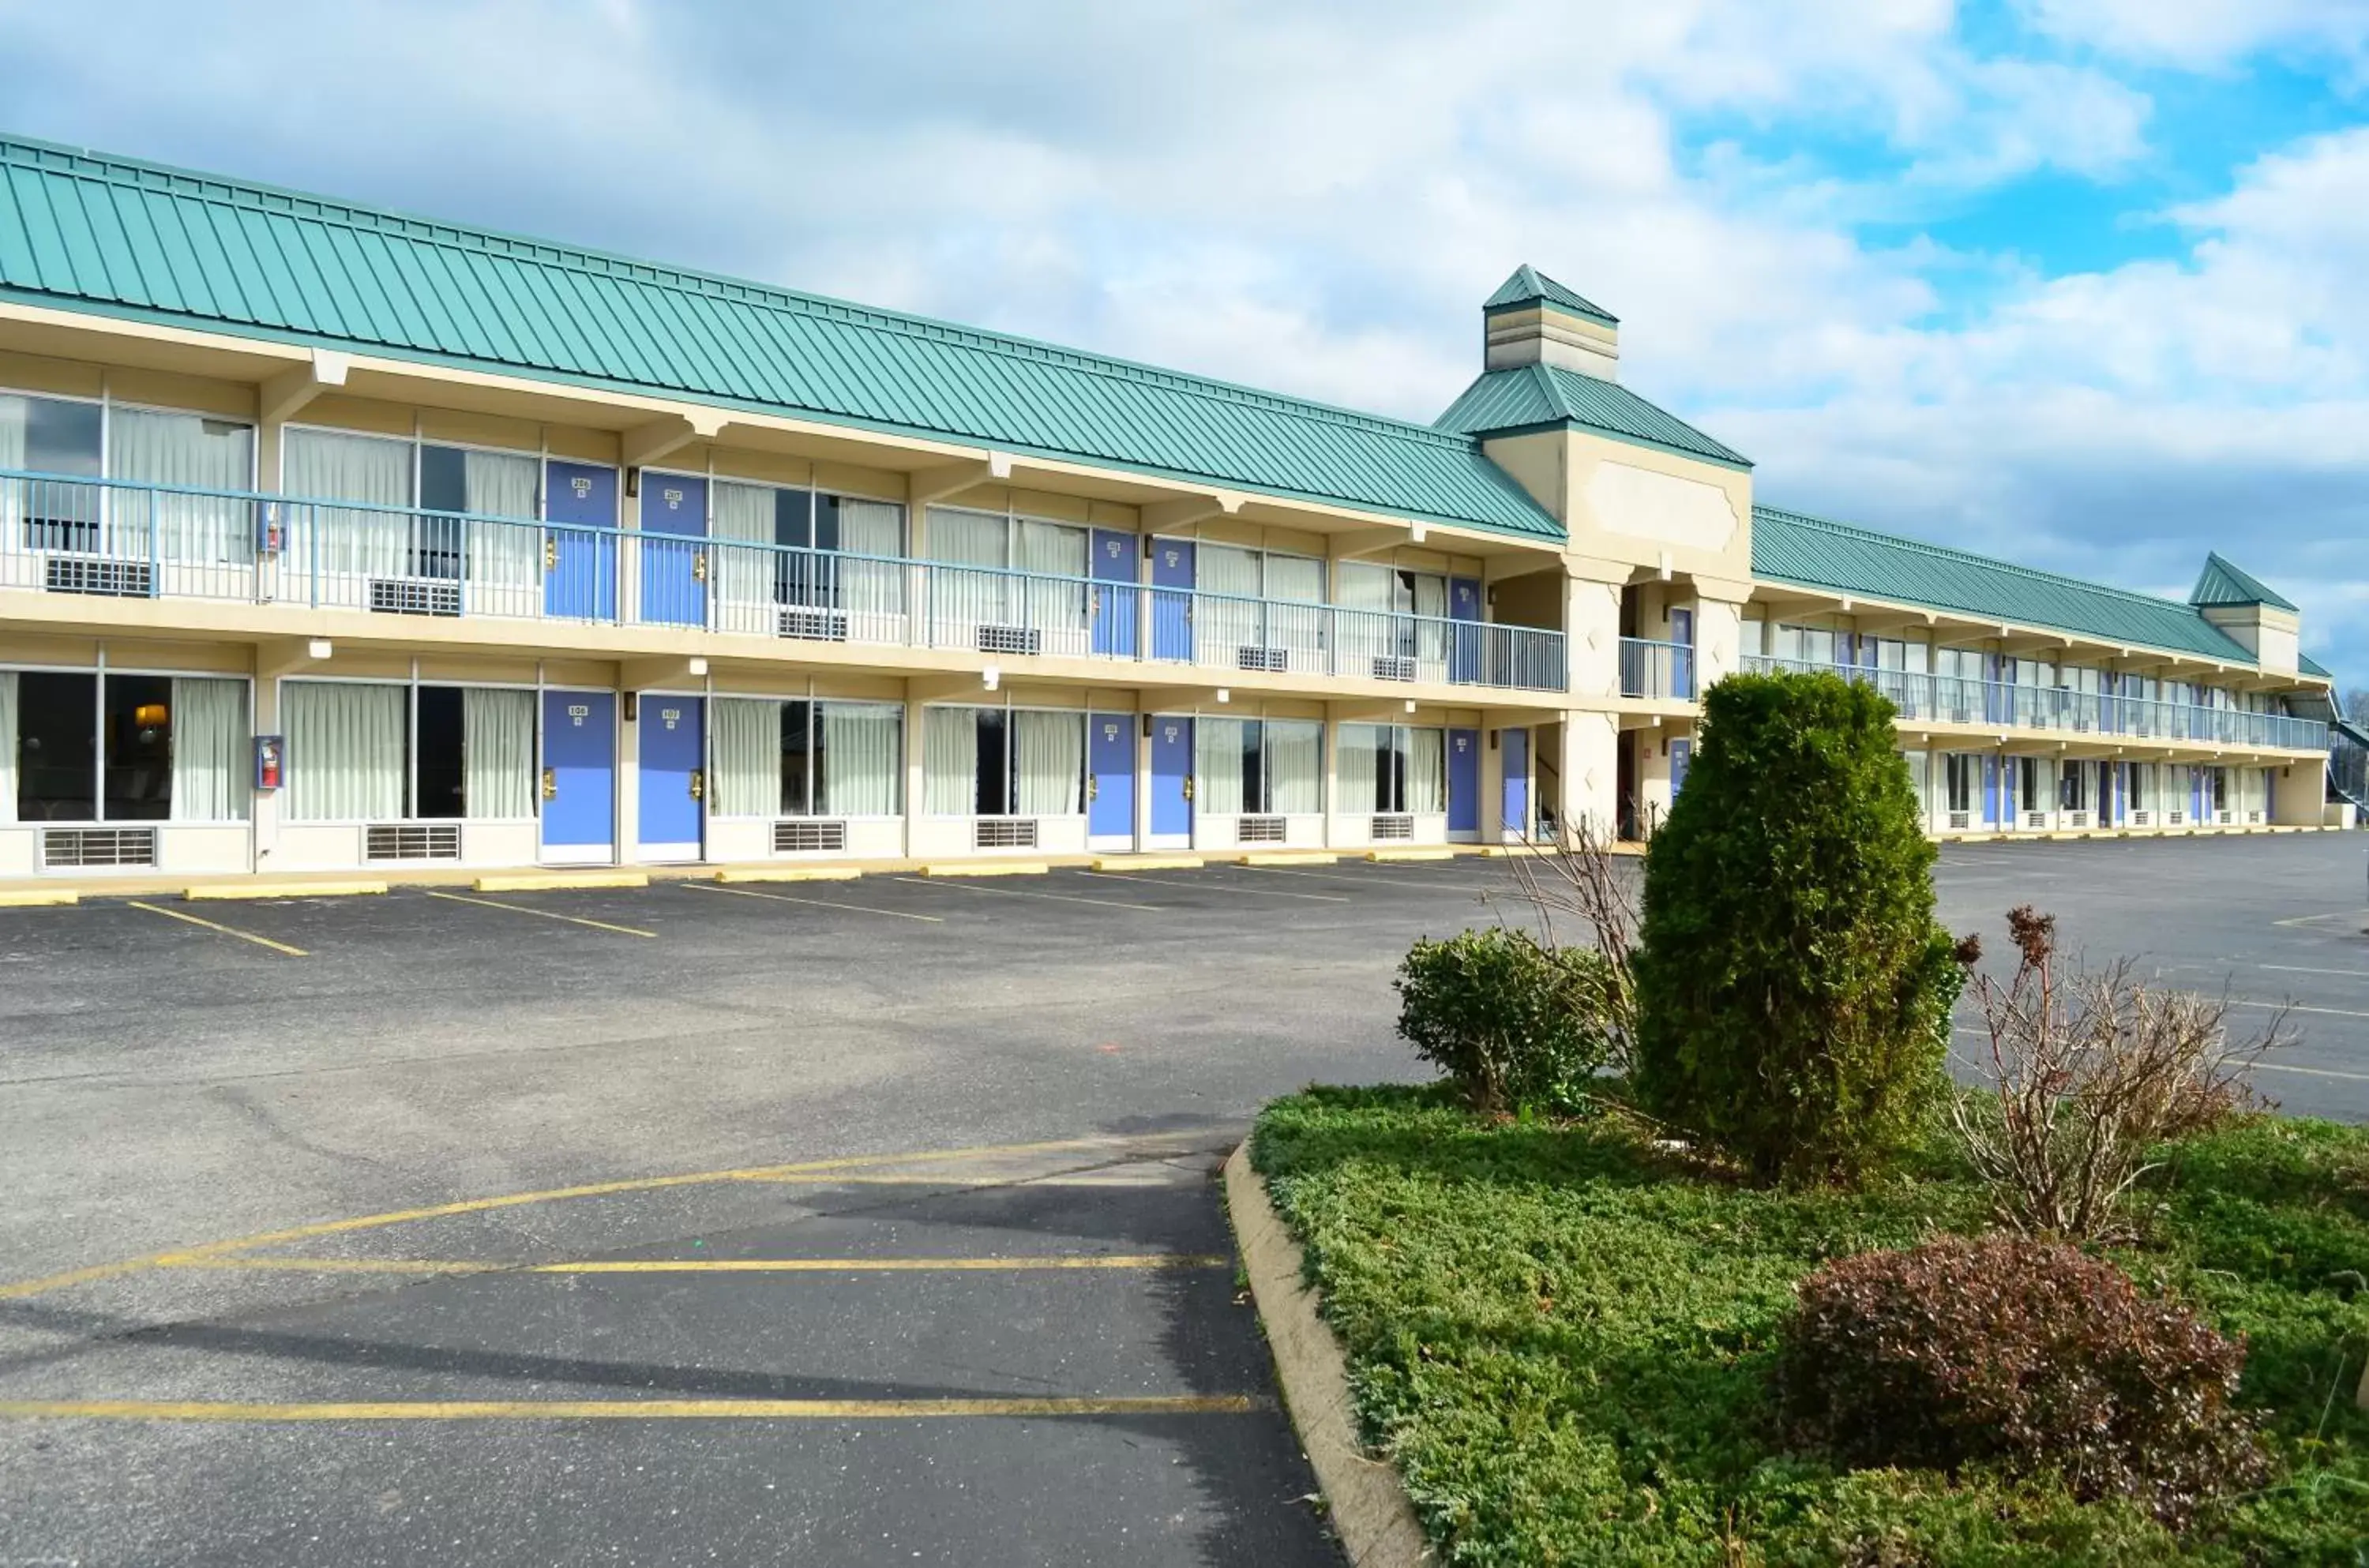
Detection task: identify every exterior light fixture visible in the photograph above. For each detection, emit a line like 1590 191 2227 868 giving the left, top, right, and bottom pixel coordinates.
307 639 332 660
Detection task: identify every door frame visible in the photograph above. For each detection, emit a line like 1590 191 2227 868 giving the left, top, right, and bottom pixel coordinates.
539 684 620 866
1087 708 1138 852
633 688 708 864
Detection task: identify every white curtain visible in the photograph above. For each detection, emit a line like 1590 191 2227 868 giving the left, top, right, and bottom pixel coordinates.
710 697 780 817
283 681 405 822
1197 718 1245 816
925 707 978 816
1265 555 1327 658
0 397 24 537
462 449 541 613
168 677 247 822
1197 544 1263 657
927 508 1009 635
1269 720 1322 815
1408 726 1446 815
462 687 534 819
109 407 253 564
711 481 778 634
0 671 16 824
1337 723 1381 813
925 507 1005 567
1014 710 1083 816
821 704 900 816
282 430 409 580
1016 520 1088 644
1335 562 1395 662
1413 573 1450 666
839 498 905 630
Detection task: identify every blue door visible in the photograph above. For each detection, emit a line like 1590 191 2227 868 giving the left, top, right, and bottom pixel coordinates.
1089 711 1136 844
1091 530 1139 658
1447 727 1480 835
1500 728 1529 840
544 460 618 621
1670 737 1691 796
541 689 617 863
1150 538 1194 662
638 695 704 860
1149 715 1192 844
1447 577 1481 684
1669 607 1696 699
640 473 708 628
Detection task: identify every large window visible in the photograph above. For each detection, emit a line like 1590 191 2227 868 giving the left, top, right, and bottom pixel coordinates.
281 430 539 599
1 392 254 560
923 706 1083 816
1194 718 1322 816
710 699 903 818
6 669 247 824
711 480 905 632
925 507 1089 647
1772 623 1839 666
1337 723 1447 815
281 681 533 823
1945 753 1977 815
1336 561 1451 666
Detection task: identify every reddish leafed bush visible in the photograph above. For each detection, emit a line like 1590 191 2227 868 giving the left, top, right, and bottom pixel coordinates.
1777 1236 2269 1525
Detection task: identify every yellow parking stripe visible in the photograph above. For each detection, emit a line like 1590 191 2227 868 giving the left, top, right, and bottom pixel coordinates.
167 1252 1228 1274
0 1395 1263 1423
126 901 307 957
423 890 655 937
684 881 942 923
889 876 1158 912
1078 871 1348 903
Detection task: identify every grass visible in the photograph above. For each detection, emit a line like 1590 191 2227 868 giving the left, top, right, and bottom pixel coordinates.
1251 1085 2369 1566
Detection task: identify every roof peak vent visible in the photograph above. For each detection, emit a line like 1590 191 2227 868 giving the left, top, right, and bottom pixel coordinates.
1483 265 1619 380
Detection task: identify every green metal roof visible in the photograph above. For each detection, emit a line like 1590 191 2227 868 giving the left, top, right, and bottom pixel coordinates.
1481 264 1617 328
0 136 1564 544
1751 505 2266 666
2302 651 2332 679
2190 552 2300 613
1435 362 1751 470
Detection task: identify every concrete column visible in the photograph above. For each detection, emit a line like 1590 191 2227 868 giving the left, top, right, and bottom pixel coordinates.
902 694 929 860
1558 710 1620 845
1689 576 1753 691
1563 560 1624 703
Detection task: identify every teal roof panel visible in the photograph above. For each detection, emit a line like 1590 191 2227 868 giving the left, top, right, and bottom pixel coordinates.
1751 505 2262 665
2191 552 2299 612
0 136 1562 544
1436 362 1751 469
1481 264 1618 328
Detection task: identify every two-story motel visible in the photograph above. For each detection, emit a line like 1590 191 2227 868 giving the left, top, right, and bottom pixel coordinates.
0 137 2338 884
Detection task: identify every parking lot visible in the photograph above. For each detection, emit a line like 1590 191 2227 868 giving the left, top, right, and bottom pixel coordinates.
1 835 2365 1565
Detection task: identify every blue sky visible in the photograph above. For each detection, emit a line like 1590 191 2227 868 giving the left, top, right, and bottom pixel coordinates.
0 0 2363 679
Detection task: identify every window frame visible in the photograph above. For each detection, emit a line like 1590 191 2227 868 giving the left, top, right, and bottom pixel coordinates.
9 661 256 827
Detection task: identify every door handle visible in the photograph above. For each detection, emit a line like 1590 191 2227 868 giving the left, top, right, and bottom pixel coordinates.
689 769 705 801
541 767 558 801
1088 775 1099 801
543 535 558 572
692 552 709 583
1182 775 1194 801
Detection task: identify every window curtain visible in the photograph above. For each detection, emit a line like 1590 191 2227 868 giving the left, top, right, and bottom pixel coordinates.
0 670 16 824
926 508 1010 635
708 482 778 636
167 677 247 822
1413 574 1450 666
109 407 253 565
1196 717 1245 816
709 696 780 817
1196 545 1263 658
1336 723 1380 813
1013 710 1082 816
839 499 905 631
1407 727 1446 815
0 397 24 536
283 681 405 822
460 687 534 819
1016 520 1088 645
1335 562 1395 662
462 450 540 613
282 430 409 580
925 507 1006 566
821 704 900 816
1267 720 1322 815
925 707 978 816
1264 554 1327 657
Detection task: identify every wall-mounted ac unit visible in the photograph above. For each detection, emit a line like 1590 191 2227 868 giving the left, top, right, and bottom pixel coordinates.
1371 813 1415 841
2130 809 2152 827
46 556 153 598
778 606 850 642
366 823 461 861
2216 810 2233 826
42 827 156 868
774 820 847 854
2167 810 2185 826
1236 816 1285 844
2246 810 2263 825
1235 647 1290 673
2024 810 2050 830
1947 810 1970 831
2066 810 2089 830
370 577 463 617
976 625 1041 656
1369 655 1417 682
974 818 1038 849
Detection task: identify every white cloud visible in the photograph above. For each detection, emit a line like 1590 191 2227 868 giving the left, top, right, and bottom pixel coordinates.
2015 0 2369 70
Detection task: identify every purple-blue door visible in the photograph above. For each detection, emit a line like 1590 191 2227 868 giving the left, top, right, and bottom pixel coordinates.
1091 530 1139 658
1150 539 1194 662
1500 727 1529 839
636 695 704 860
1669 607 1696 700
640 473 708 628
541 689 617 863
1447 727 1480 834
1149 715 1192 842
1089 712 1136 843
544 460 617 621
1447 576 1481 683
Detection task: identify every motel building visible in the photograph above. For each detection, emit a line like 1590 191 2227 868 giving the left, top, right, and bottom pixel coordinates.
0 137 2339 887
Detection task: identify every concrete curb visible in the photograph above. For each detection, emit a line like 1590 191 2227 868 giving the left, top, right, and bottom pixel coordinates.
1222 1143 1432 1568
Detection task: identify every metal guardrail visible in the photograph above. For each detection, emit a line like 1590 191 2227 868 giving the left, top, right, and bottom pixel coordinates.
1620 636 1696 700
1743 654 2326 752
0 469 1567 694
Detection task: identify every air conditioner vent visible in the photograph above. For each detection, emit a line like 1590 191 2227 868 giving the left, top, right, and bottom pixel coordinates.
1369 655 1417 683
976 625 1041 657
42 827 156 868
974 818 1038 850
2024 810 2050 830
370 577 462 617
45 556 153 598
777 606 850 642
1236 816 1285 845
2130 809 2152 827
1947 810 1971 831
774 820 847 854
1235 646 1290 673
1371 813 1415 841
2167 809 2185 826
2066 810 2089 830
366 823 461 861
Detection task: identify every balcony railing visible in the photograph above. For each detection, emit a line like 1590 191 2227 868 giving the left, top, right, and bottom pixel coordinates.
1620 636 1696 700
1743 654 2326 752
0 468 1567 694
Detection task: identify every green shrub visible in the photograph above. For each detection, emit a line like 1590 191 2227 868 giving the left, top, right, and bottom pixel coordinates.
1395 927 1616 1113
1633 670 1960 1184
1778 1236 2270 1527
